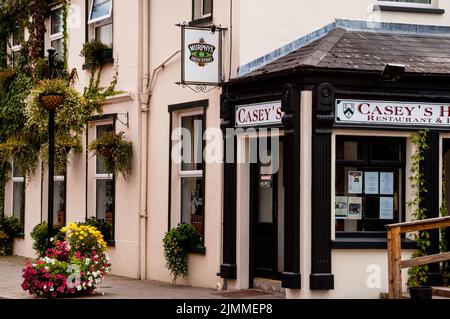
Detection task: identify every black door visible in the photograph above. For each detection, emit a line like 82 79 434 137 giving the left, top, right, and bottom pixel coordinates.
251 146 278 280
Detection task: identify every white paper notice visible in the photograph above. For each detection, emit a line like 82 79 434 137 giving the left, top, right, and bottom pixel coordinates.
348 171 363 194
380 172 394 195
380 197 394 220
364 172 379 194
335 196 348 219
348 197 362 220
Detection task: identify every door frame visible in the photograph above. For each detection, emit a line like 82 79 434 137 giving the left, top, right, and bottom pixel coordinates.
249 136 281 286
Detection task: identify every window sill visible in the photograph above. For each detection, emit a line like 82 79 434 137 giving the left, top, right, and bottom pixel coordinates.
187 246 206 255
82 58 114 70
14 233 25 239
374 4 444 14
189 16 213 26
332 237 416 249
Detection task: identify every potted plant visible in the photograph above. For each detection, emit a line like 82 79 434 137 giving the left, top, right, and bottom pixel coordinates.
89 131 133 179
162 223 201 282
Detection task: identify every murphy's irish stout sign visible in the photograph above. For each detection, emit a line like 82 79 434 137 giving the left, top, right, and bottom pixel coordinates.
182 26 222 85
336 99 450 127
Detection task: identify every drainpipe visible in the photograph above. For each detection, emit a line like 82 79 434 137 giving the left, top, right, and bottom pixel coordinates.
139 0 150 280
139 0 181 281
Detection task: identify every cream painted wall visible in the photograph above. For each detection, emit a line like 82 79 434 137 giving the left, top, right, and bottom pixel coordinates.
239 0 450 65
146 0 233 289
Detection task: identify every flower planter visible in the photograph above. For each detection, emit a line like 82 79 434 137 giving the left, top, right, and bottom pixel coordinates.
40 94 65 110
409 286 433 299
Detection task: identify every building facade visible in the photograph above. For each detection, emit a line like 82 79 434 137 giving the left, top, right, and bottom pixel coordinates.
3 0 450 299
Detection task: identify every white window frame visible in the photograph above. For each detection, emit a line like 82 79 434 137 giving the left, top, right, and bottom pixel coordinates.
94 121 114 222
11 25 23 67
178 110 204 179
94 121 114 181
88 0 113 25
178 110 204 226
49 6 64 57
50 5 63 40
11 162 25 223
377 0 434 8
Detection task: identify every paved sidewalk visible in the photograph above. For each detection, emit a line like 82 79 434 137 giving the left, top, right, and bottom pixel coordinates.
0 256 284 299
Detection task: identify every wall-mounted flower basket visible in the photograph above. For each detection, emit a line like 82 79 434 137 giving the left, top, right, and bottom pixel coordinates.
89 131 133 179
81 41 114 70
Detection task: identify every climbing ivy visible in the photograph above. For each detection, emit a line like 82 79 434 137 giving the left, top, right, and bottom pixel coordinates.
407 129 430 288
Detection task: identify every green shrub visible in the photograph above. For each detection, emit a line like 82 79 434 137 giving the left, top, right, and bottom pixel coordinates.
163 224 201 282
30 222 63 258
0 216 21 256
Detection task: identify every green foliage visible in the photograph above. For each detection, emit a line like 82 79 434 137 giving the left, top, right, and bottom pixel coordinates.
163 224 201 283
0 131 42 178
80 217 113 243
0 72 33 142
440 169 450 286
25 79 87 172
80 40 109 69
89 132 133 179
407 129 430 288
0 216 21 255
30 222 63 258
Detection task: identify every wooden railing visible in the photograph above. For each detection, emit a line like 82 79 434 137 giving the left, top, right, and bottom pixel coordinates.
387 216 450 299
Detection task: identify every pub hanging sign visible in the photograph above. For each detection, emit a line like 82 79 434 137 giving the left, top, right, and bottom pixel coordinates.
181 25 223 86
336 99 450 127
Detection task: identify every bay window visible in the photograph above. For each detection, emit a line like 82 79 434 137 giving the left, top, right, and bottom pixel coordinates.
335 136 405 236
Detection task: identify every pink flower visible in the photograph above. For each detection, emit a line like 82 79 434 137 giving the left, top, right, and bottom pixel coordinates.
75 251 81 258
51 292 57 298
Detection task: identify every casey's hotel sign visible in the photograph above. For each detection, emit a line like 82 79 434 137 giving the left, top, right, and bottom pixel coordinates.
336 99 450 127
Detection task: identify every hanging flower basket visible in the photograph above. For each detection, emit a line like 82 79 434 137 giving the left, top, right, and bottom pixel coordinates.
40 94 65 111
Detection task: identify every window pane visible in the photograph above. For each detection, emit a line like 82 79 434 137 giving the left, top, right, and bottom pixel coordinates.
95 23 113 48
12 26 24 46
51 38 64 61
96 124 114 174
181 115 203 171
336 139 364 161
13 165 23 178
53 180 65 227
51 8 62 35
181 177 204 235
371 141 401 162
90 0 112 21
12 51 21 68
13 182 25 227
203 0 212 16
96 179 114 239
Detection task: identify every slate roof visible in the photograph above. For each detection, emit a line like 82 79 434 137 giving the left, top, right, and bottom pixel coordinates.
245 28 450 77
